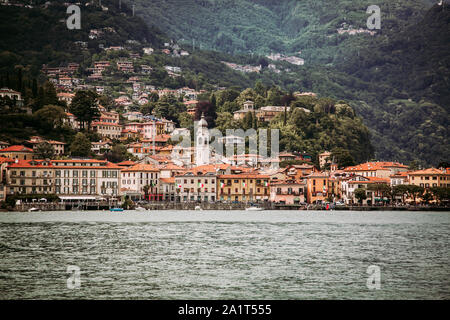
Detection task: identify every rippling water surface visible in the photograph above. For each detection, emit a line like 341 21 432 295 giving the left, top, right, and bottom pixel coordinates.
0 210 449 299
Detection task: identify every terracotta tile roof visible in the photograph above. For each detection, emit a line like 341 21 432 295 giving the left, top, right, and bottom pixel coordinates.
47 140 66 145
158 163 185 171
279 152 296 157
270 179 304 185
104 162 122 169
142 134 171 143
305 172 329 178
390 171 410 178
117 160 136 166
217 173 270 179
408 168 447 175
160 177 175 183
0 145 33 153
230 166 255 173
52 159 106 163
121 163 159 172
0 156 14 164
8 159 53 168
345 162 407 172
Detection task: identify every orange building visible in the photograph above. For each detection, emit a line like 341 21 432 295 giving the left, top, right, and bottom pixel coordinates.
305 173 329 203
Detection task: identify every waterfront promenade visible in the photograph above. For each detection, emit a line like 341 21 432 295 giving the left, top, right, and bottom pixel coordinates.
6 201 450 212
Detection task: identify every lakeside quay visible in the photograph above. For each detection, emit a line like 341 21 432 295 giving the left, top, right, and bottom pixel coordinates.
5 201 450 212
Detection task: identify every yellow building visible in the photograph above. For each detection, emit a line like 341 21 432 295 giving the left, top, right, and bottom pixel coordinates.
217 173 270 202
408 168 450 188
7 159 54 195
91 121 123 140
327 177 341 201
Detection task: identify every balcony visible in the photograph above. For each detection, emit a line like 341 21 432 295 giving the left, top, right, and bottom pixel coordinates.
275 191 303 196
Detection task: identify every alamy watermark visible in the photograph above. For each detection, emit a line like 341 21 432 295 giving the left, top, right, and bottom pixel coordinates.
66 5 81 30
366 265 381 290
366 5 381 30
67 265 81 289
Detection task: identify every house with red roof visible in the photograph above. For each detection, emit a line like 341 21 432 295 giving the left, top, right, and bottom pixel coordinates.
0 145 34 160
344 161 408 178
407 168 450 189
120 163 161 201
270 178 306 204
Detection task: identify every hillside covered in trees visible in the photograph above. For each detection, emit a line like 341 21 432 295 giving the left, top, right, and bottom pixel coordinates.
0 0 448 167
129 0 449 166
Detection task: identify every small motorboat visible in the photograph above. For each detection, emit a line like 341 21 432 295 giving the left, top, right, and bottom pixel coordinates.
28 207 40 212
109 207 124 212
195 205 202 211
135 206 146 211
245 206 263 211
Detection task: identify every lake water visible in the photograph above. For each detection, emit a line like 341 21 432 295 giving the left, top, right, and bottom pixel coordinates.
0 210 449 299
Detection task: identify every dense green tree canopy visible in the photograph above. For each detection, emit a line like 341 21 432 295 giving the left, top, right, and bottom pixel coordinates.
70 132 91 158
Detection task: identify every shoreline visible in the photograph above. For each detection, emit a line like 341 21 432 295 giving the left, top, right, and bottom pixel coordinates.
2 203 450 212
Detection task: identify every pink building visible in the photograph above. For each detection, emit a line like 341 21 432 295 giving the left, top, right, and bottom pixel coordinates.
270 179 306 204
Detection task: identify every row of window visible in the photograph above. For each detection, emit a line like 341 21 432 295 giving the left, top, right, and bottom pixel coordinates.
11 171 51 177
182 188 215 193
54 185 118 194
122 180 157 186
10 179 51 186
412 176 447 180
123 172 158 179
219 188 268 195
275 188 304 194
177 179 215 185
218 179 268 185
54 170 118 178
54 163 102 167
55 178 95 186
419 183 450 188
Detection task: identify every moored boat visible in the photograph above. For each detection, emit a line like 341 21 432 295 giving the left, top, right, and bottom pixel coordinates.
245 206 264 211
109 207 124 212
